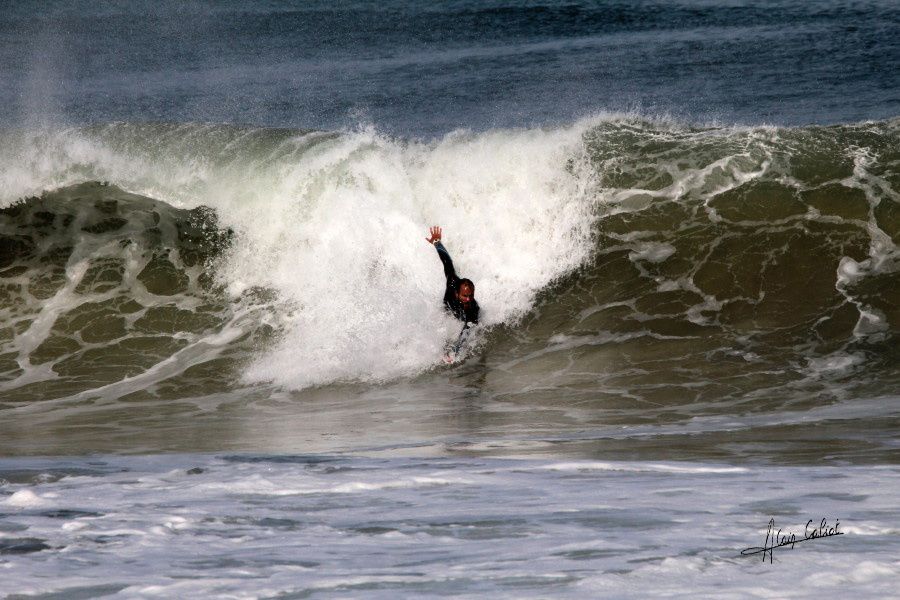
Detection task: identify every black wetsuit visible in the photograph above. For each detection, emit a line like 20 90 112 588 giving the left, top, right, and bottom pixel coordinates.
434 241 479 325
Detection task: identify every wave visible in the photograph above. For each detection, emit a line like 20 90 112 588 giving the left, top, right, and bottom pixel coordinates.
0 116 898 401
0 120 597 395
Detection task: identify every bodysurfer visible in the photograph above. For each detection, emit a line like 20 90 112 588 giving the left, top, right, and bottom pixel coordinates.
425 226 479 325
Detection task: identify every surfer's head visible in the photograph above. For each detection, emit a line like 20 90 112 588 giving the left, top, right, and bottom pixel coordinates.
457 279 475 307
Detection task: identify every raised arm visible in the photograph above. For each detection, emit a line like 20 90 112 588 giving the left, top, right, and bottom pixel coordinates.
426 225 457 280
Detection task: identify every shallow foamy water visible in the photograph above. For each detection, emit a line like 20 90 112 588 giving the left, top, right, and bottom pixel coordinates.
1 454 898 599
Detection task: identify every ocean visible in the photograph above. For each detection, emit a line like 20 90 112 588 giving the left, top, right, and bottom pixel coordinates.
1 1 898 597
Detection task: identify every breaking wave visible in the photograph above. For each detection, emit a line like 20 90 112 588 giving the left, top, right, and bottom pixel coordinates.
1 116 897 401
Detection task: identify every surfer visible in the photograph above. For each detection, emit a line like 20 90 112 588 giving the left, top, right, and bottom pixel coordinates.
425 226 479 325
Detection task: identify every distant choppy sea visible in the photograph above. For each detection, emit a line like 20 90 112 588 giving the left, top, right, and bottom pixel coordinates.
1 1 899 597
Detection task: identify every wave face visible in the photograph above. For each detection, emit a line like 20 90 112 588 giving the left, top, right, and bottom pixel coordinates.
1 118 898 405
0 181 261 402
491 118 900 412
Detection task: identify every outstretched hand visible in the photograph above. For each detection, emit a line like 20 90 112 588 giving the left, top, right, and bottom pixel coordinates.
425 225 442 245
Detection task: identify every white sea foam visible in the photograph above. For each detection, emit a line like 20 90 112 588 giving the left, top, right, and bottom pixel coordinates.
534 461 747 474
4 489 47 508
233 126 597 388
841 524 900 536
1 454 897 599
628 241 676 263
805 352 866 377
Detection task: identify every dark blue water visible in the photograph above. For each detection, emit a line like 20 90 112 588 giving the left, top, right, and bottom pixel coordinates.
2 0 898 136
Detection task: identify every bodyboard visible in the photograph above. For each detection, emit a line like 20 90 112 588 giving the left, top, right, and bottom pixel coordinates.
443 324 473 364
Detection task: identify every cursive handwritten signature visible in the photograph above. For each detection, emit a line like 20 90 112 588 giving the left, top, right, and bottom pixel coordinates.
741 518 843 563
